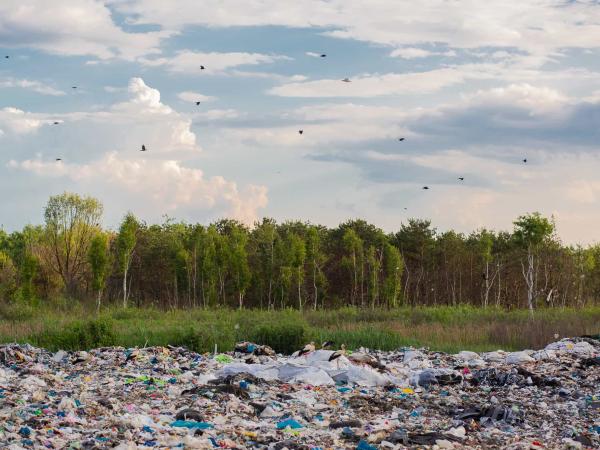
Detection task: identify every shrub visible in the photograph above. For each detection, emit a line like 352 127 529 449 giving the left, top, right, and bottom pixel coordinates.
37 317 116 350
250 322 305 354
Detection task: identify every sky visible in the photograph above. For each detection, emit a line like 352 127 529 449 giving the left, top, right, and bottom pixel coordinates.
2 1 600 243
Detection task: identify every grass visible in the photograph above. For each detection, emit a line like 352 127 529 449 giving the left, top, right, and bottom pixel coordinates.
0 303 599 354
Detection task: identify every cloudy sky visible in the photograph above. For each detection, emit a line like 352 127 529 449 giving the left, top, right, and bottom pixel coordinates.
2 1 600 243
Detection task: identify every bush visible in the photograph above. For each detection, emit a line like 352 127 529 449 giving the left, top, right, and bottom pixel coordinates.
37 317 116 350
0 302 36 321
250 322 305 354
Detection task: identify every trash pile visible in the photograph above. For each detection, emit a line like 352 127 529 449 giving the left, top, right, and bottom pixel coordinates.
0 337 598 449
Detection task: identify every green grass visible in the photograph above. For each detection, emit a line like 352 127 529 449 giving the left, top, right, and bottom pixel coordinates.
0 303 599 353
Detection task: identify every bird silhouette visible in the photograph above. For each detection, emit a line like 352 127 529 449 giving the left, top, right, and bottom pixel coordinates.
55 158 62 161
523 158 527 163
141 144 147 152
403 207 408 210
4 56 8 59
200 65 205 70
422 186 429 190
320 54 327 58
72 86 77 89
398 137 405 141
458 177 464 181
341 78 351 82
298 130 303 135
53 121 60 125
195 101 201 105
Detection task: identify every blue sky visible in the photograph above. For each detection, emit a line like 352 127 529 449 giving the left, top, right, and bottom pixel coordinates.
2 1 600 243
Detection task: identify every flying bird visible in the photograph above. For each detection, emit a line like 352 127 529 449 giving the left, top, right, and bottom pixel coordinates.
298 342 315 357
523 158 527 163
53 121 60 125
398 137 405 141
55 158 62 161
200 65 205 70
422 186 429 190
4 56 8 59
72 86 77 89
341 78 351 82
320 54 327 58
141 144 147 152
458 177 464 181
195 101 201 105
298 130 304 135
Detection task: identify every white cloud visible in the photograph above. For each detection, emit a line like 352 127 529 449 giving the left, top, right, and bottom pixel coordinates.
466 83 570 115
0 0 170 60
389 48 434 59
192 109 240 120
139 51 289 74
110 0 600 60
4 77 268 224
177 91 216 103
0 77 65 96
8 152 268 224
0 107 48 134
269 66 492 98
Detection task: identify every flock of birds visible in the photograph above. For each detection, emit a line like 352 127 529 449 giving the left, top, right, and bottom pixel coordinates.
4 52 531 192
296 341 384 370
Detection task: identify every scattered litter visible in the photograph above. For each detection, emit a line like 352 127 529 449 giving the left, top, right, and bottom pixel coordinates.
0 337 597 448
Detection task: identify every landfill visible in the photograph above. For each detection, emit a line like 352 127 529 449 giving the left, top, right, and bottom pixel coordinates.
0 337 598 449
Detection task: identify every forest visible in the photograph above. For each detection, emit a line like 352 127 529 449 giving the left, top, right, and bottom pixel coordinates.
1 192 599 311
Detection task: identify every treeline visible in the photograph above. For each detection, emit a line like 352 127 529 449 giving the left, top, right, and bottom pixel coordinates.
1 192 599 310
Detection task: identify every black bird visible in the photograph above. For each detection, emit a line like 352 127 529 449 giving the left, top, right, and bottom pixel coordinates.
422 186 429 190
200 65 205 70
72 86 77 89
403 207 408 210
398 137 405 141
4 56 8 59
195 101 201 105
320 54 327 58
523 158 527 163
141 144 147 152
321 341 335 350
55 158 62 161
298 130 304 135
341 78 351 82
458 177 464 181
53 121 60 125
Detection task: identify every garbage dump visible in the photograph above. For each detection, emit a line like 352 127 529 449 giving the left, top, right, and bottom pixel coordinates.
0 337 598 449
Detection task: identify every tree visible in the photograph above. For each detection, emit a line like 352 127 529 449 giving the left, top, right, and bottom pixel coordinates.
116 213 138 307
382 243 403 307
252 218 278 309
306 226 327 309
43 192 103 297
342 229 363 306
228 226 251 309
0 250 16 301
513 212 555 312
88 233 110 312
289 233 306 310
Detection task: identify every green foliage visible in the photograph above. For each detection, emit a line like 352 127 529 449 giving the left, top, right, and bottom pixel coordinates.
250 321 306 354
513 212 555 248
37 317 116 350
88 233 110 293
2 304 598 353
44 192 103 296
